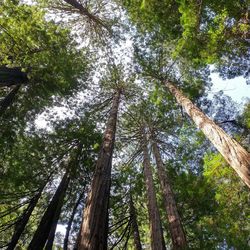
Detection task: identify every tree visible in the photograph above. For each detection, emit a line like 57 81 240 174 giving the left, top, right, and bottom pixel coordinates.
63 189 85 250
164 81 250 189
6 181 46 250
151 134 187 249
129 194 142 250
78 86 122 249
141 125 166 250
0 67 28 87
122 0 249 80
0 0 88 116
133 28 250 189
203 152 250 249
27 170 70 250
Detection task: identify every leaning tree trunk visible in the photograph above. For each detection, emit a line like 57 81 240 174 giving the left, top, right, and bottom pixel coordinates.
141 126 166 250
129 194 142 250
0 67 28 87
63 189 85 250
152 139 187 250
0 85 21 115
6 185 45 250
44 217 58 250
78 89 122 250
28 172 70 250
44 188 67 250
165 81 250 189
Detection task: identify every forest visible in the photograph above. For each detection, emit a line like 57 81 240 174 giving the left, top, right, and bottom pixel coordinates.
0 0 249 249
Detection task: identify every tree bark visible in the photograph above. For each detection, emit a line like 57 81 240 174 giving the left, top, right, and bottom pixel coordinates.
63 189 85 250
152 139 187 250
28 172 70 250
0 85 21 115
129 194 142 250
78 89 121 250
141 126 166 250
0 67 28 87
165 81 250 189
6 188 44 250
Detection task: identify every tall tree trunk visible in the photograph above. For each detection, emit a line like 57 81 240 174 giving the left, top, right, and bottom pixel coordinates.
45 187 68 250
129 194 142 250
63 189 85 250
0 85 21 115
6 187 44 250
78 89 121 250
0 67 28 87
28 172 70 250
152 139 187 250
63 0 110 31
141 126 166 250
165 81 250 189
44 217 58 250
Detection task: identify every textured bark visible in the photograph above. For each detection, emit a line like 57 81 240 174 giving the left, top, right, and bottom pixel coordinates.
0 85 21 115
141 127 166 250
78 89 121 250
6 189 43 250
152 140 187 250
63 0 110 31
63 189 85 250
28 172 70 250
0 67 28 87
129 194 142 250
165 81 250 189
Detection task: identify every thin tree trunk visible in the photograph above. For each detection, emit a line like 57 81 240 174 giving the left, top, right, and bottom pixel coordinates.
6 188 44 250
44 217 58 250
63 0 111 32
0 85 21 115
44 188 67 250
141 126 166 250
129 194 142 250
0 67 28 87
152 139 187 250
28 172 70 250
165 81 250 189
63 189 85 250
78 89 121 250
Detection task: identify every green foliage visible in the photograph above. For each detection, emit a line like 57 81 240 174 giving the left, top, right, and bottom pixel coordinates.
124 0 249 79
0 116 101 248
1 0 249 249
0 0 88 116
203 153 250 249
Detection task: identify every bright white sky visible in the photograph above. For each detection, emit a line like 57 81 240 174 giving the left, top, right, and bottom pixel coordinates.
209 73 250 104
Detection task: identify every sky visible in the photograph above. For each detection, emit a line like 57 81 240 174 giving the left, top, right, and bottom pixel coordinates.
35 72 250 129
208 73 249 105
52 72 250 238
22 0 249 239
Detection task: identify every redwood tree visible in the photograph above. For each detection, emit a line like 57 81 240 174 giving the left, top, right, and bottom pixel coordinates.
6 184 45 250
141 126 166 250
28 172 70 250
151 133 187 249
78 88 122 249
165 81 250 189
129 194 142 250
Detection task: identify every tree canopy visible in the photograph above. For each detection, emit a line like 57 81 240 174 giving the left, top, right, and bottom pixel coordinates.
0 0 249 249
